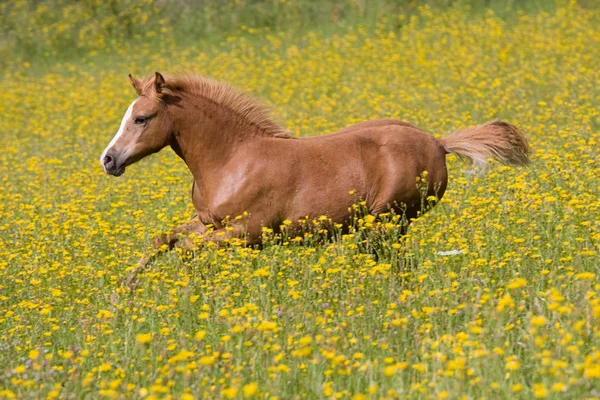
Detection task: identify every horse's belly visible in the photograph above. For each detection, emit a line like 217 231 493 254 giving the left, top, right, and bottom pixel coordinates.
286 173 362 223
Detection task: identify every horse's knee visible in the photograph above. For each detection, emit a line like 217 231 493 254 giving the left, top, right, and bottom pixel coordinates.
152 234 168 248
152 232 180 249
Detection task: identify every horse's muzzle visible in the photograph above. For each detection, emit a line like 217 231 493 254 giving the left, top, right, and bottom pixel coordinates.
101 151 125 176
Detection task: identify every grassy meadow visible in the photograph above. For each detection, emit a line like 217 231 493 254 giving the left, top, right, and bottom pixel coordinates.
1 0 600 398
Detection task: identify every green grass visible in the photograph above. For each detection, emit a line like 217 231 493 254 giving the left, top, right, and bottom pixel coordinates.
0 1 599 399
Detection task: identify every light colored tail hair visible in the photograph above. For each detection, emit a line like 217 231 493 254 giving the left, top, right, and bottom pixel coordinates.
439 120 531 173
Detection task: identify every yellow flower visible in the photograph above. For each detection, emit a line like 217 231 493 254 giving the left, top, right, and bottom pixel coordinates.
531 316 547 327
512 384 523 393
222 387 238 399
242 382 258 397
168 350 194 364
533 384 548 398
551 382 566 392
584 364 600 378
506 278 527 289
253 267 270 277
412 363 426 373
368 384 378 394
194 330 206 340
199 356 216 366
199 312 210 319
505 360 520 371
575 272 595 280
497 293 514 311
136 333 152 344
299 336 312 345
99 363 112 372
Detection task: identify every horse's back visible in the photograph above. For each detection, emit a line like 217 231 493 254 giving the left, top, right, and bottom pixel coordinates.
327 118 419 136
281 119 448 217
324 119 446 172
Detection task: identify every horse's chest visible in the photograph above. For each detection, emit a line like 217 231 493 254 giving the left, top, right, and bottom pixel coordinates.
191 181 210 217
190 181 233 228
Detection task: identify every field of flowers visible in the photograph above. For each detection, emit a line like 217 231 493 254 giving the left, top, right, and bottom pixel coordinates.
1 1 599 399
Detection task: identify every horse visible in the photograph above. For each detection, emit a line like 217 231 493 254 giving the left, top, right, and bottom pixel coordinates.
100 72 530 271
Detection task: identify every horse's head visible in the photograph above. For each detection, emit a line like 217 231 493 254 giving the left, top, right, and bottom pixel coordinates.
100 72 173 176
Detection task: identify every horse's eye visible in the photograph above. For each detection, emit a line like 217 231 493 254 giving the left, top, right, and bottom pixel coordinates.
134 117 147 125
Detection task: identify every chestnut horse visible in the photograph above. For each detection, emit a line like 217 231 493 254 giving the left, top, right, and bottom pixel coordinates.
100 72 530 269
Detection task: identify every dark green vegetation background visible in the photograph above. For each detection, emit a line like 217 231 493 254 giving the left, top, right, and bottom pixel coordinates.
1 0 590 72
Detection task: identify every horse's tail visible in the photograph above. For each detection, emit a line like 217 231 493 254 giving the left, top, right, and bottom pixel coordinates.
439 120 531 172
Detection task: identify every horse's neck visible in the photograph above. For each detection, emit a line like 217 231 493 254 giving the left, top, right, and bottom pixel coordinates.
169 100 241 184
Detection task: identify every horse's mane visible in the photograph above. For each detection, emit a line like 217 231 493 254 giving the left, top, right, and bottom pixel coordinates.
141 73 291 138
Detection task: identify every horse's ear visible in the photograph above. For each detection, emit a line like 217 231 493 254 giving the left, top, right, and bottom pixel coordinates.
155 72 165 93
128 74 142 95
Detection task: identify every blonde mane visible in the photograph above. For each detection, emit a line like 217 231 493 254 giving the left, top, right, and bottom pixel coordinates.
141 74 290 138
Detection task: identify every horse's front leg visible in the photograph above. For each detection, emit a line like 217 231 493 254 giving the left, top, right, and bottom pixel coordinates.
124 221 255 289
152 218 208 252
124 218 207 289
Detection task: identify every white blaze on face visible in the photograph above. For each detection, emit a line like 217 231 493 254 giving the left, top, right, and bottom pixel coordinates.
100 99 137 170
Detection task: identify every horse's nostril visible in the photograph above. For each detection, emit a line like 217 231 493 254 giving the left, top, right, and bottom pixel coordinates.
101 152 124 176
